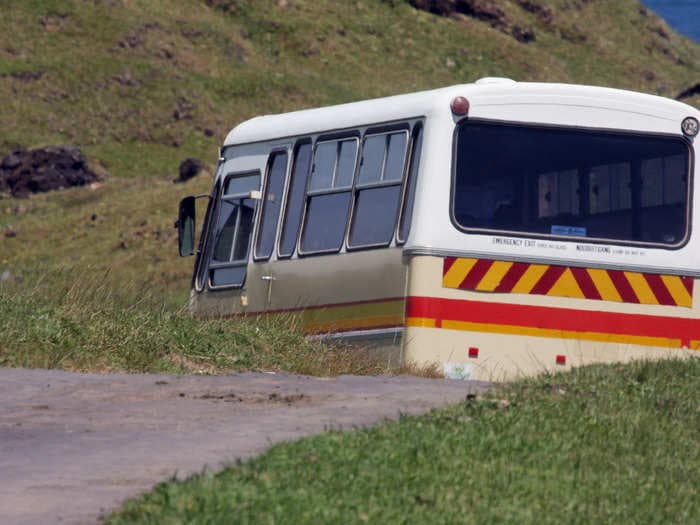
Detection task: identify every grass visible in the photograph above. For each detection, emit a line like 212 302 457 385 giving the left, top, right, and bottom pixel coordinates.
106 357 700 524
1 1 698 166
0 270 405 376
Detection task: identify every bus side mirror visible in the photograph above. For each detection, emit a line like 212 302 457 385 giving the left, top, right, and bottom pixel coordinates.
177 196 196 257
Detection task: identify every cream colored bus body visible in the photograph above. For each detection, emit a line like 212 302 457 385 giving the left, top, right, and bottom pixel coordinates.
186 79 700 380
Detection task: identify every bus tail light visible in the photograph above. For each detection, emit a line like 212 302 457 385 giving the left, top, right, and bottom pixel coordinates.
556 355 567 365
468 347 479 358
451 96 470 116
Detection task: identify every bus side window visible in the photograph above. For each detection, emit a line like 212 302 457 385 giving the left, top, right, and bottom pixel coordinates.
208 171 260 288
278 142 312 258
300 138 358 254
398 124 423 243
348 130 408 248
255 151 288 261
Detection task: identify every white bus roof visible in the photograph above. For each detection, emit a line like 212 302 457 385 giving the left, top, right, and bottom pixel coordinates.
224 79 698 146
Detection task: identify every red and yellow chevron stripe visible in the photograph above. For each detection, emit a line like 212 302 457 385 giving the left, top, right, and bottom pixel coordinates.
443 257 694 308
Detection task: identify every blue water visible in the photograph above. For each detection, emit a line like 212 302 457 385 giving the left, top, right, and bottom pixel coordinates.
641 0 700 42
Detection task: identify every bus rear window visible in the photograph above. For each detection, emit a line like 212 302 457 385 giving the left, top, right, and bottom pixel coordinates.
453 121 692 247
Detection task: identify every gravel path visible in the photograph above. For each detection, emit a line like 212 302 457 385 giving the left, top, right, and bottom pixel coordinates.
0 368 490 524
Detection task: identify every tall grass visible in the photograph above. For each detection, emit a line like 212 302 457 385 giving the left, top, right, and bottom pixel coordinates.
0 270 398 376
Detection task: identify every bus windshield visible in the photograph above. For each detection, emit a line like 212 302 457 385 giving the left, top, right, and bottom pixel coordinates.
453 120 692 247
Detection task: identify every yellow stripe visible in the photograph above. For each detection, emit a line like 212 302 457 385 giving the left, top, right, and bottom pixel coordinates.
511 264 549 294
587 268 623 302
475 261 513 292
690 340 700 350
443 258 478 289
406 317 436 328
438 320 682 348
624 272 659 305
301 299 404 332
547 268 584 299
661 275 693 307
306 314 404 333
303 301 403 322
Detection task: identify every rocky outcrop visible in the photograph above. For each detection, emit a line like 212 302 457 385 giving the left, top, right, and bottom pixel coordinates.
0 146 101 198
677 83 700 101
175 158 204 183
408 0 539 43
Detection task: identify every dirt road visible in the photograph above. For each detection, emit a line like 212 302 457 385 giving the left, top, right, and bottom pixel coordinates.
0 368 490 524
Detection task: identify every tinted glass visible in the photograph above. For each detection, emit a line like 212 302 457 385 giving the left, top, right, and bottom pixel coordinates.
398 125 423 242
349 186 402 247
538 170 580 218
301 193 351 253
310 142 335 191
224 173 260 195
641 155 686 206
279 143 311 257
384 132 407 182
212 200 238 263
663 155 686 204
358 135 385 185
196 181 220 290
589 163 630 214
335 139 357 188
208 172 259 288
256 152 288 260
210 266 246 287
454 122 690 245
232 199 256 261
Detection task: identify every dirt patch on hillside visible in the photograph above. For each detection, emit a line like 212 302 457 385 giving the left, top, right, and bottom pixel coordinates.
677 82 700 101
408 0 538 43
0 146 101 198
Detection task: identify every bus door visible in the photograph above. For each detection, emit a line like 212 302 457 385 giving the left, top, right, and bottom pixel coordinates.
206 168 262 293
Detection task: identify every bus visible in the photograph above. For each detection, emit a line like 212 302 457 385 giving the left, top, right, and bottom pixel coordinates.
177 78 700 380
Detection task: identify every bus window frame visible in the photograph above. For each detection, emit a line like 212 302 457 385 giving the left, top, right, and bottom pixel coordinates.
346 128 410 251
276 140 312 260
396 122 424 245
253 148 291 262
297 135 360 256
193 178 221 293
206 169 262 290
449 117 694 251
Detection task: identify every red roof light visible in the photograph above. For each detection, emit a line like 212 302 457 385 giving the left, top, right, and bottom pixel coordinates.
450 96 470 116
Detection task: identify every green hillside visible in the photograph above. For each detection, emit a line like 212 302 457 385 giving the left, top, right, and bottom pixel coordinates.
2 0 699 175
1 0 699 372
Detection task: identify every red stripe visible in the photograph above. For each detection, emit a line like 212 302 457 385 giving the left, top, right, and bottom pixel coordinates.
644 273 676 306
682 276 694 296
494 262 529 293
529 265 566 295
443 257 457 276
570 267 602 300
607 270 639 304
459 259 494 290
406 296 700 343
